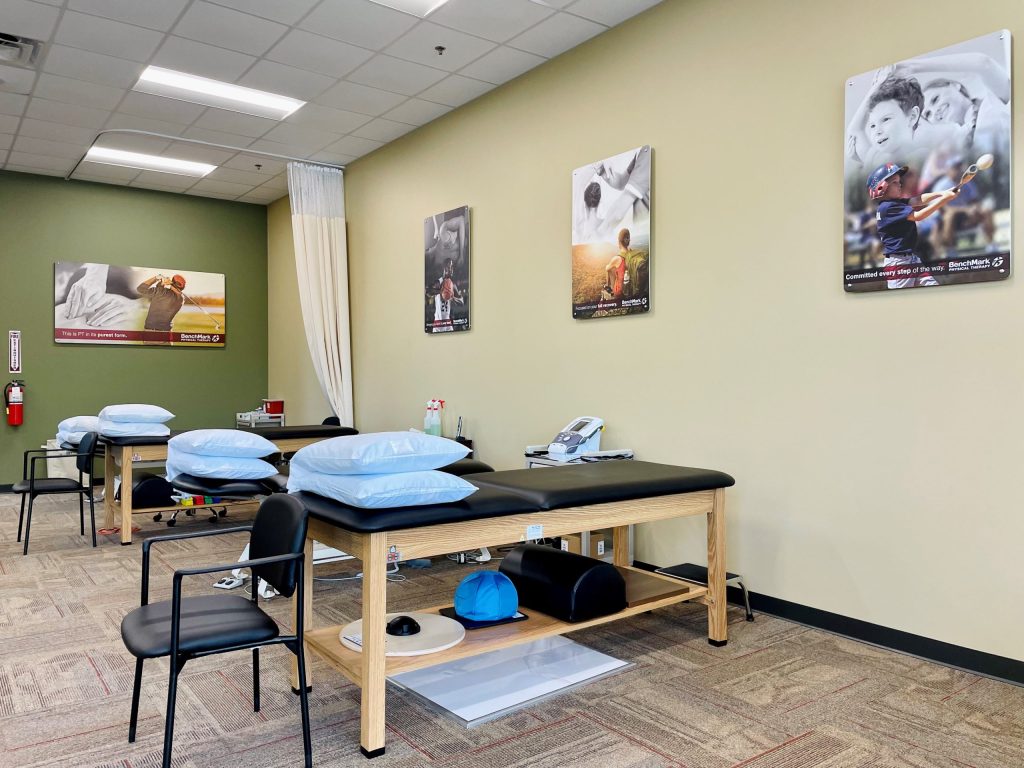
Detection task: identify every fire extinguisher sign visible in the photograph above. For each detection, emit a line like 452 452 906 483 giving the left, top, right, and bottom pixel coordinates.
9 330 21 374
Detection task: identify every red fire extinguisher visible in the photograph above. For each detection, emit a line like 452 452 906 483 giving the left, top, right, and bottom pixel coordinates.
4 380 24 427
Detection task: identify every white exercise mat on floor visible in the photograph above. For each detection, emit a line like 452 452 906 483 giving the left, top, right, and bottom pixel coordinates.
389 635 629 727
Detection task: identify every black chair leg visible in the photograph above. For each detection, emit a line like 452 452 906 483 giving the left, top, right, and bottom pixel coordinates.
162 656 181 768
16 494 25 542
22 495 35 556
89 491 97 548
79 492 85 535
129 658 144 743
295 644 312 768
252 647 261 712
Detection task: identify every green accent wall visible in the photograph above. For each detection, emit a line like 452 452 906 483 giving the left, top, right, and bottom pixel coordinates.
0 171 268 485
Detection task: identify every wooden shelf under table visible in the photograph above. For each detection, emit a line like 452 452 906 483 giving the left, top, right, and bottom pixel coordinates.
305 566 707 686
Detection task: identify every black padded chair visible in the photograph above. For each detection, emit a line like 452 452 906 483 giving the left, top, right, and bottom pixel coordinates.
120 494 312 768
15 431 100 555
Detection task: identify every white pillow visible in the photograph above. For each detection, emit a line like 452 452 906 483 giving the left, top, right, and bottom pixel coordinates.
99 403 174 423
290 431 468 476
165 451 278 483
287 462 477 509
169 429 279 458
57 415 100 433
98 419 171 437
57 429 88 445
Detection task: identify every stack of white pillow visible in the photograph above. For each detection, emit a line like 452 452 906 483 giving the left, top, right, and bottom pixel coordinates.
287 432 476 508
166 429 280 483
56 415 101 446
98 404 175 437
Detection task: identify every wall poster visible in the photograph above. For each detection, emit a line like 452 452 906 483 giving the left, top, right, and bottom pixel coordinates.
844 31 1011 292
54 262 226 346
424 205 470 334
572 145 651 318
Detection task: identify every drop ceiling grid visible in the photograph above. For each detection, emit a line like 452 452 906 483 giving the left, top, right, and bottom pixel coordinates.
0 0 661 202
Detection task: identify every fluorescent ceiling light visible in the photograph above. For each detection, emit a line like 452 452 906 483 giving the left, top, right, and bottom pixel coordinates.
367 0 451 17
133 66 305 120
85 146 216 177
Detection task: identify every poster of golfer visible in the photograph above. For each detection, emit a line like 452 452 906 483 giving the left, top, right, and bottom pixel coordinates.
571 145 651 319
843 30 1011 293
54 261 226 347
424 206 470 334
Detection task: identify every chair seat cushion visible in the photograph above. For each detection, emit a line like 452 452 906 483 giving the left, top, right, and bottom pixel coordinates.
121 595 279 658
12 477 82 494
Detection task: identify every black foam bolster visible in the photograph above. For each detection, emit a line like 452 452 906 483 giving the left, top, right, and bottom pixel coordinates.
236 424 358 440
99 434 171 446
171 473 287 497
464 460 735 510
439 458 494 476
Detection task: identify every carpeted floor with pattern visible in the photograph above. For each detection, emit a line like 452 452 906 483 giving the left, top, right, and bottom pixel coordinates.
1 491 1022 768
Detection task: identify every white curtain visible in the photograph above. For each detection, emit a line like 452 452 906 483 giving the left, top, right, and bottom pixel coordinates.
286 162 353 426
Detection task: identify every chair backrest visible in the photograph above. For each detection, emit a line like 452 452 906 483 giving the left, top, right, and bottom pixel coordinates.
76 432 99 475
250 494 308 598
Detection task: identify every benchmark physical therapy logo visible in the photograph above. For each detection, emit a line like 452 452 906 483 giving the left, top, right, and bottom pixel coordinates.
54 329 226 345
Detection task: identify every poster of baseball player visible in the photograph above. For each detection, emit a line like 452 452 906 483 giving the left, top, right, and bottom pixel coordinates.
572 145 651 318
54 261 226 346
424 206 470 334
843 31 1011 293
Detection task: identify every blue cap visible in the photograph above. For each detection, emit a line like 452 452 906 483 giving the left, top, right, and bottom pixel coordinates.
454 571 518 621
866 162 907 199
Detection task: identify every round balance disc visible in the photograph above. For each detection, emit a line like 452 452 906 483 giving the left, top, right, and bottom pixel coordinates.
339 612 465 656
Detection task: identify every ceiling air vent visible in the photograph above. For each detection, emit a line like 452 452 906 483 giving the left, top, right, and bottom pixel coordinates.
0 32 43 68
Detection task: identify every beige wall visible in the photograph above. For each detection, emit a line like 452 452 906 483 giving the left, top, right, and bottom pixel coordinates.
267 197 332 425
269 0 1024 660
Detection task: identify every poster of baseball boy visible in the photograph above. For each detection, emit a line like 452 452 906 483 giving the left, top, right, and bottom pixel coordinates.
843 31 1011 293
54 261 226 346
424 206 470 334
571 145 651 318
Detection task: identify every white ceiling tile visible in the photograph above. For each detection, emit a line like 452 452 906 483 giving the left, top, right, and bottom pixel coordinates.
316 80 406 116
381 97 450 125
205 166 270 186
222 153 286 175
94 132 172 154
185 188 241 199
508 11 605 57
67 0 191 32
26 97 110 129
0 134 13 150
347 55 446 96
104 112 191 136
238 189 285 204
244 138 299 160
18 117 97 144
266 30 373 79
0 63 37 94
182 125 257 148
416 73 490 107
13 135 86 159
384 21 496 72
55 11 165 62
131 169 197 189
299 0 417 49
257 172 289 190
238 60 335 102
306 149 354 165
162 140 236 165
532 0 574 6
42 45 144 89
565 0 661 26
189 177 251 195
429 0 554 43
34 73 126 110
0 113 20 133
30 0 63 5
193 108 277 138
118 92 207 125
206 0 320 25
74 160 142 181
172 2 288 56
5 164 65 176
152 36 257 81
0 150 7 165
7 151 74 172
322 135 382 159
74 174 127 186
350 117 413 142
458 45 545 84
286 103 371 134
0 92 29 116
260 122 340 152
1 0 60 39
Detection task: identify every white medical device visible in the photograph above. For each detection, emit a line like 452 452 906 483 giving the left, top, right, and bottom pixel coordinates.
547 416 604 461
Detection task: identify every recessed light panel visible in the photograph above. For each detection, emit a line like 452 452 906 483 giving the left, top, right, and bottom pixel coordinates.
133 66 305 121
85 147 216 177
367 0 451 17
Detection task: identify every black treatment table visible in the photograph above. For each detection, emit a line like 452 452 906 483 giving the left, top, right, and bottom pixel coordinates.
100 425 357 544
289 460 735 758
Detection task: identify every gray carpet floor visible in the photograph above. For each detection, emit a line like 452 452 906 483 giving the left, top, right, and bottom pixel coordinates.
1 491 1022 767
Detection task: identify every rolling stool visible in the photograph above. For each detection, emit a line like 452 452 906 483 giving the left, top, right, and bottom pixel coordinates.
656 563 754 621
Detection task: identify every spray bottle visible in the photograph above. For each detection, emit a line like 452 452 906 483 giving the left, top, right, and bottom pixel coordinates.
424 399 435 433
435 399 446 437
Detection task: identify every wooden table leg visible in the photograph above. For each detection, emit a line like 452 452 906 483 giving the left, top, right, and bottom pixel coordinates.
103 448 116 530
291 535 314 693
359 532 388 758
707 487 728 646
120 446 134 545
612 525 630 567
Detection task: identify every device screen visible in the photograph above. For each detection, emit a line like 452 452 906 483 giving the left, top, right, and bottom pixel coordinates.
568 420 589 433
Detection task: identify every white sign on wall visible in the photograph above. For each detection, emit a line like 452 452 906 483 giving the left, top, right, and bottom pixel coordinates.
8 330 21 374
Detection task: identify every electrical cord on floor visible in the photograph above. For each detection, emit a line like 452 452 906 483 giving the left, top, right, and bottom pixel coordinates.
314 561 405 583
